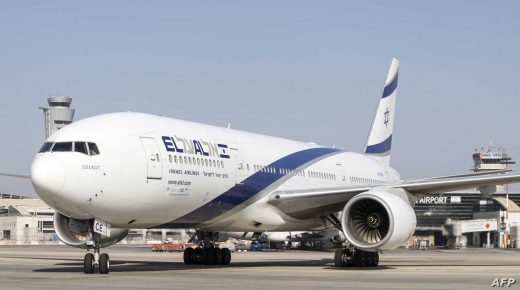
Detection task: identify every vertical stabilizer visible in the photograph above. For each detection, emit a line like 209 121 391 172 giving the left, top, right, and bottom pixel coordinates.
364 58 399 165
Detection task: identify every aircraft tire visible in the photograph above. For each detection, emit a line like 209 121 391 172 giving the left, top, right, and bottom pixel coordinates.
334 248 344 267
84 253 95 274
370 252 379 267
215 248 223 265
184 248 194 265
99 253 110 274
193 248 203 264
203 248 216 265
221 248 231 265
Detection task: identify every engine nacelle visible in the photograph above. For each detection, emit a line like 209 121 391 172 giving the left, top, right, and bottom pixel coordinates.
54 212 129 248
341 188 416 252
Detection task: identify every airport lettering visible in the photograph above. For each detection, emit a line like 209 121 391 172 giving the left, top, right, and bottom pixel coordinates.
416 196 448 204
162 135 230 159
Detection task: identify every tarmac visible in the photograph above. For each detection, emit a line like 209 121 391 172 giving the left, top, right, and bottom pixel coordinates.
0 245 519 290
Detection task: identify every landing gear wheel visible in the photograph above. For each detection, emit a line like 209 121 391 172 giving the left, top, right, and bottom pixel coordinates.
203 248 216 265
187 231 233 266
333 248 380 268
193 248 203 264
221 248 231 265
215 248 223 265
370 252 379 267
334 248 344 267
366 252 379 267
184 248 194 265
99 253 110 274
84 253 95 274
352 250 378 267
353 251 367 267
334 248 353 267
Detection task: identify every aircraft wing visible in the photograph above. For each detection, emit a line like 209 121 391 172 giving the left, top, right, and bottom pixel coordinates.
406 169 512 181
268 173 520 219
0 172 30 179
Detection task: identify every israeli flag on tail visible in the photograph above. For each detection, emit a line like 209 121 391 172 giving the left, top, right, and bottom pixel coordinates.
364 58 399 165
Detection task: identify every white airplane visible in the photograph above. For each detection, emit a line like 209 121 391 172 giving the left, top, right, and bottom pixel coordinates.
6 58 520 274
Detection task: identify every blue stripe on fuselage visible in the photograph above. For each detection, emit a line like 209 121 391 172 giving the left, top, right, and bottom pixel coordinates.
157 147 341 228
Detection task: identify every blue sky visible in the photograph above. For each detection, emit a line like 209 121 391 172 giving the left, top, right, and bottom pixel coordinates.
1 1 519 196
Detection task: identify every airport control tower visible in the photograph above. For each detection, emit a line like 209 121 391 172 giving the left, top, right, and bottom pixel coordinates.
38 96 75 139
473 140 515 192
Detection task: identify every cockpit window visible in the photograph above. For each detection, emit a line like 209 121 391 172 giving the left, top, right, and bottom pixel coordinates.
88 142 100 155
42 141 99 155
39 142 54 153
52 142 73 152
74 142 89 155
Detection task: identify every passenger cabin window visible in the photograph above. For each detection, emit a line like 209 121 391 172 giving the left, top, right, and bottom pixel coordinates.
74 142 89 155
52 142 72 152
87 143 100 155
39 142 54 153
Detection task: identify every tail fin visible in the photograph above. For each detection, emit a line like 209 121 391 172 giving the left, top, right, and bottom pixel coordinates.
364 58 399 165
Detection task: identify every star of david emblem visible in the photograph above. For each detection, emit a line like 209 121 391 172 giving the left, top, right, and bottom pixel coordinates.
384 108 390 127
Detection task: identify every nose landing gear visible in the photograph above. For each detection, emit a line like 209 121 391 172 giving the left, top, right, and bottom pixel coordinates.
83 235 110 274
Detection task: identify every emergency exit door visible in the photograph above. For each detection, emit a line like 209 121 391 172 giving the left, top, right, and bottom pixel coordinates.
140 137 162 179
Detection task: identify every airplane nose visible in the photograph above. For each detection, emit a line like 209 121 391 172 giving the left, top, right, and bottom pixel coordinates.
31 154 65 197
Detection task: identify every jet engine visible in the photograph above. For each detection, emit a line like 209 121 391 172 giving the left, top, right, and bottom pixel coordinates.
341 188 416 252
53 212 128 248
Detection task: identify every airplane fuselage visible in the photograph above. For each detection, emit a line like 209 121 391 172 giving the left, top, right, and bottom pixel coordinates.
31 112 399 232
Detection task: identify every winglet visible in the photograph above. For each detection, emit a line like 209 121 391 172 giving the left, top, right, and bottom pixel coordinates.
364 58 399 165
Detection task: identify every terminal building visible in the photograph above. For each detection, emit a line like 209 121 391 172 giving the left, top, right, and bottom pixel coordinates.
0 197 55 243
413 142 520 248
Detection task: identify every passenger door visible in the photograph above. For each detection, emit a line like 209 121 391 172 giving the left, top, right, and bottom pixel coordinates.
139 137 162 180
336 163 346 184
230 146 247 185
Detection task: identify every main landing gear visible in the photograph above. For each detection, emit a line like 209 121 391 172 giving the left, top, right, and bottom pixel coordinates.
334 247 379 268
183 246 231 265
183 231 232 266
83 234 110 274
